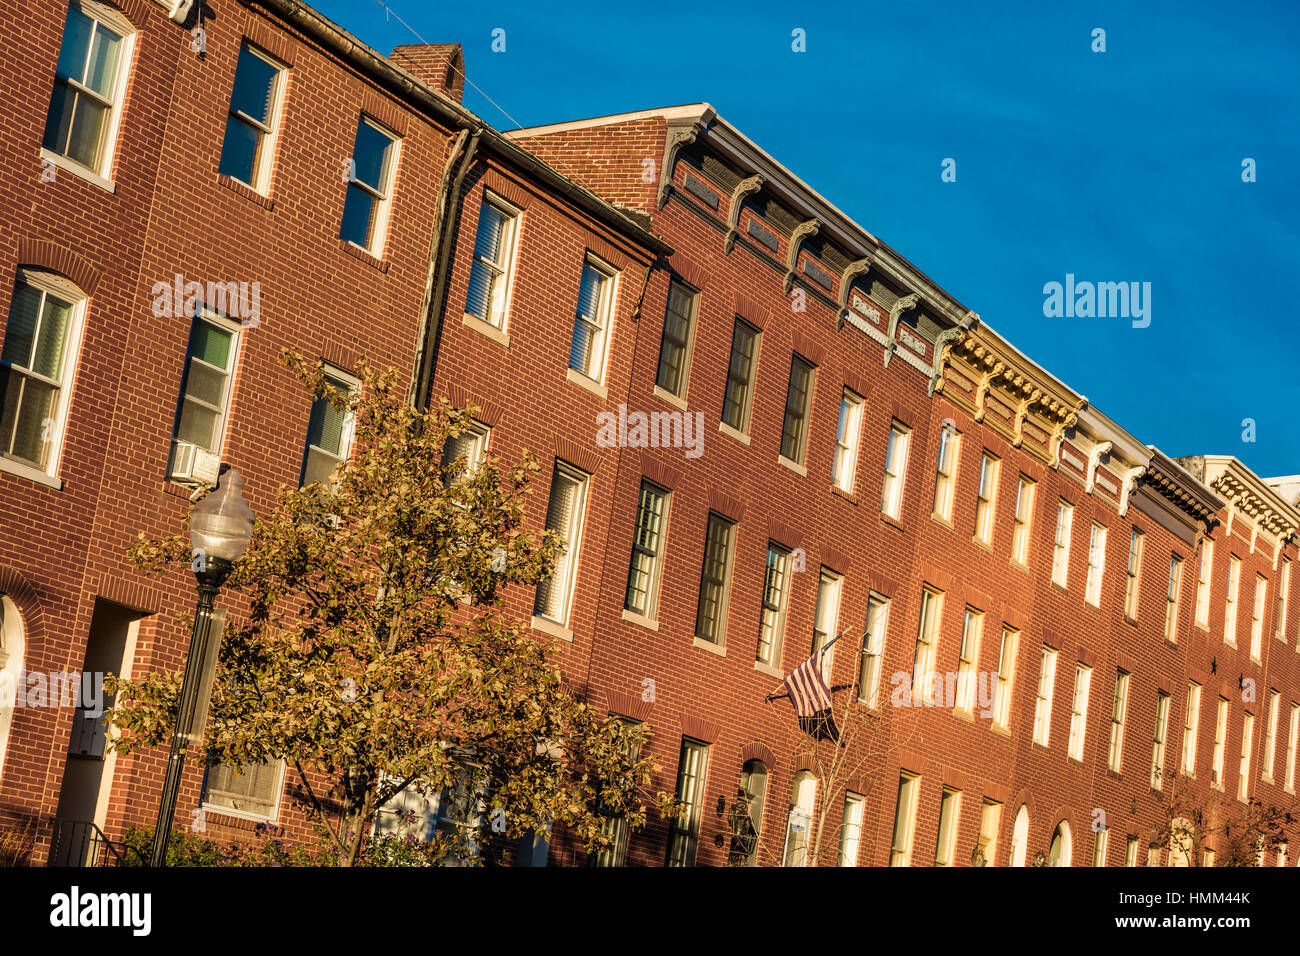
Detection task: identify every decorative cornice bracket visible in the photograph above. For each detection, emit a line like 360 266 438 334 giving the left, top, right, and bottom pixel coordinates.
1085 441 1113 495
783 219 820 294
724 174 764 254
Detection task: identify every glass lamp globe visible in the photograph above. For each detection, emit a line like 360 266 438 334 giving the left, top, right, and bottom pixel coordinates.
190 468 255 563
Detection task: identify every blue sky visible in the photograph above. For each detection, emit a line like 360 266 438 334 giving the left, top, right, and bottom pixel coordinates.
319 0 1299 478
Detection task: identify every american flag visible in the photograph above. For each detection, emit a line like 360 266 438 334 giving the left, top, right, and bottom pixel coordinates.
777 633 844 742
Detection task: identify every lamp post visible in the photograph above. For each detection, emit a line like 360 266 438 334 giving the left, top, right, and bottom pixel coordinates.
149 468 254 868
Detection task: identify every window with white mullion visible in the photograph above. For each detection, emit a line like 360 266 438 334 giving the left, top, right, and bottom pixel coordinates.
624 481 669 618
932 425 959 522
810 571 842 680
464 198 519 330
756 544 792 667
831 389 864 492
43 3 133 176
955 608 983 714
1151 692 1171 790
569 259 615 382
218 44 285 192
858 593 889 708
911 587 943 705
299 369 357 489
533 463 588 626
993 627 1018 730
1108 669 1130 772
1032 645 1058 746
1068 663 1092 761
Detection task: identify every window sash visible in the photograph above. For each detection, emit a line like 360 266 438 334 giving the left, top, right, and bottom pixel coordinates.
994 628 1017 728
1284 704 1299 792
1012 477 1034 563
465 199 518 328
1182 684 1201 775
837 793 864 866
1033 647 1057 745
975 454 998 543
1052 503 1073 586
932 428 959 520
912 588 942 704
534 465 588 624
779 356 814 463
1224 557 1241 644
1165 556 1183 640
1263 692 1281 779
1085 524 1107 605
1068 665 1091 760
811 572 841 680
832 390 863 490
1195 542 1214 627
889 773 918 866
624 482 668 617
1125 529 1143 617
569 262 614 380
666 741 708 867
655 281 697 397
757 545 792 666
1151 693 1170 788
1238 714 1255 800
956 609 982 712
721 319 758 431
934 788 960 866
859 594 889 707
695 514 735 644
882 425 910 518
1211 699 1229 785
202 759 284 819
1109 671 1130 771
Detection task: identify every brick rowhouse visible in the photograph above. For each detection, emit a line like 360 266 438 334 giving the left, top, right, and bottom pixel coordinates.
1 0 1297 869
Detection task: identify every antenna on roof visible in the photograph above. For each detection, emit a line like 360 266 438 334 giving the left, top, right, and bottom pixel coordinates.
374 0 526 131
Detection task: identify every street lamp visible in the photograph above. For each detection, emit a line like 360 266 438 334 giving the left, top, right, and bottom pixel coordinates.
149 468 254 867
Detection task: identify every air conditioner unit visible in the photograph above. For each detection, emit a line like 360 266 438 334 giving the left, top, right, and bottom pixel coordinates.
170 441 221 485
169 0 196 23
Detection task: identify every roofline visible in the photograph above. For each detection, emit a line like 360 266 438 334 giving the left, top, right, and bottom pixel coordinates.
258 0 673 258
508 104 714 139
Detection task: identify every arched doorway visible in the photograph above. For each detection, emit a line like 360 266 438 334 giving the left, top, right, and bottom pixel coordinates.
0 595 26 784
1009 804 1030 867
1049 820 1072 866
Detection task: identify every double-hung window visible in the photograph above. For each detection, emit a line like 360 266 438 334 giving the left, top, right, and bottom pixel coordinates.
779 355 815 466
1085 523 1107 606
1194 540 1214 628
1223 554 1241 645
695 513 736 646
934 787 961 866
666 739 709 867
1238 712 1255 801
1011 475 1035 565
1250 575 1267 661
1276 558 1291 640
721 318 760 434
533 462 589 627
42 2 133 180
341 116 399 254
911 586 943 705
1108 669 1130 772
1032 645 1058 746
831 389 864 492
464 195 520 331
838 793 864 867
978 799 1002 866
1284 703 1299 793
299 368 357 489
1182 682 1202 776
1124 528 1144 618
955 608 983 714
974 452 999 545
0 271 86 480
858 593 889 708
569 258 616 383
782 771 817 867
169 312 241 484
881 422 911 520
1052 501 1074 587
218 44 286 192
756 544 793 667
992 626 1018 730
440 420 490 485
1151 691 1171 789
624 481 670 620
1211 697 1229 787
932 425 959 522
1263 690 1281 782
810 570 842 680
654 280 698 400
889 772 920 866
1165 555 1184 641
1068 663 1092 761
202 759 284 822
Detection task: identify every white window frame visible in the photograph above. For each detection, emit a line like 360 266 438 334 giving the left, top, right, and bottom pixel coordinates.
881 421 911 520
781 771 817 867
756 542 793 668
978 799 1002 866
1152 691 1170 789
464 192 522 332
568 255 618 385
720 317 760 434
1067 663 1092 761
1011 475 1035 566
778 354 816 467
1052 501 1074 588
811 569 842 681
341 114 400 257
934 787 961 866
1284 702 1298 794
932 425 960 522
1263 690 1281 783
299 365 358 490
1108 669 1130 772
888 771 920 866
1276 558 1291 641
1211 697 1229 788
837 792 864 867
1085 523 1107 607
1124 528 1144 619
1182 682 1201 777
1194 540 1214 628
41 0 136 185
0 270 88 484
168 309 243 481
911 586 943 705
831 388 864 493
200 758 286 823
1250 574 1267 661
1238 712 1255 802
858 592 889 709
1224 554 1241 646
1165 554 1184 642
219 43 287 194
974 452 999 545
1032 645 1058 746
532 461 589 628
993 626 1018 730
955 607 983 714
440 419 491 484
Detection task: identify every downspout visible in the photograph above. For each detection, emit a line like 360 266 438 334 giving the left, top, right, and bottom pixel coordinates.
414 130 482 410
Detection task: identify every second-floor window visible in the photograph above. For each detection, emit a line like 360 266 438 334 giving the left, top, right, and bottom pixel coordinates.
655 281 698 399
955 608 983 714
464 195 520 330
859 593 889 708
569 258 616 383
533 462 589 627
219 43 285 192
1211 697 1229 787
341 116 399 254
779 355 815 465
881 422 911 520
912 586 942 705
168 312 240 484
756 543 793 667
624 480 669 619
993 626 1018 729
695 513 736 646
1151 691 1171 789
43 1 133 178
1182 682 1202 775
299 368 357 489
0 271 87 479
1068 663 1092 761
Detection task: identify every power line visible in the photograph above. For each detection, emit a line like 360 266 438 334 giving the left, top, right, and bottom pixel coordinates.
375 0 525 131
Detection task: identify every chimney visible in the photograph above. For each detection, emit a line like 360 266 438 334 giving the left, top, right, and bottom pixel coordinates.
389 43 466 104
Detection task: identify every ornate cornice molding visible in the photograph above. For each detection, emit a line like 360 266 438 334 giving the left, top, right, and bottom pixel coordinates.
836 257 873 327
1085 441 1113 495
882 293 920 368
724 174 764 254
658 122 703 209
1118 465 1146 516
